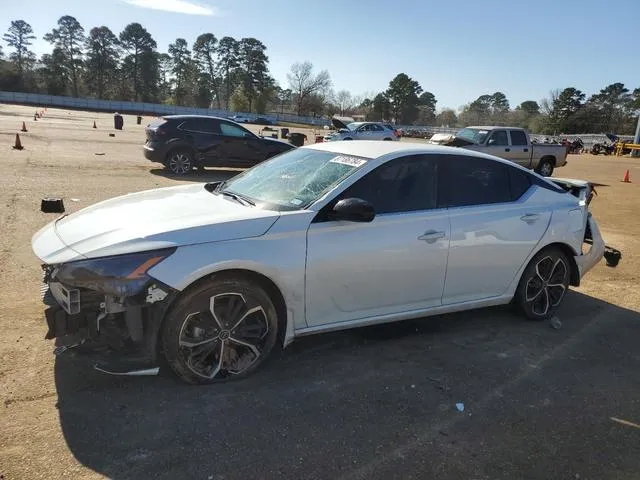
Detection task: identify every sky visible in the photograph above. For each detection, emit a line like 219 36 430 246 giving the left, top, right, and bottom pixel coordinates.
2 0 639 111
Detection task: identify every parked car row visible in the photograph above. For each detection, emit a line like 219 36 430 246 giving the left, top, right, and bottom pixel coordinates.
228 115 277 126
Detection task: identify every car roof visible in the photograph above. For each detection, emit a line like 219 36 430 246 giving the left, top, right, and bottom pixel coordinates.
163 114 230 121
303 140 483 158
303 139 540 169
465 125 525 131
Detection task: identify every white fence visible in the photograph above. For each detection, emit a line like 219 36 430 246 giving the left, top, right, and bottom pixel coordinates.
0 91 632 144
0 91 331 127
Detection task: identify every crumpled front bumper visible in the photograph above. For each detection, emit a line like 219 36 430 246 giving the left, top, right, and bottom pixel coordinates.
575 214 606 277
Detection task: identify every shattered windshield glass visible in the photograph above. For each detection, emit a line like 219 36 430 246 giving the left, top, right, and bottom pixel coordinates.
218 148 370 211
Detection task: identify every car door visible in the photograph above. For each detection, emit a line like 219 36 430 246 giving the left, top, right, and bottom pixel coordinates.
368 123 387 140
354 124 373 140
439 155 551 304
177 118 222 163
507 129 532 167
484 129 515 161
218 121 265 166
305 154 450 327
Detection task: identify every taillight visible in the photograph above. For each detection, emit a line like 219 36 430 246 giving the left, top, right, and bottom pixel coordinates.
156 127 167 136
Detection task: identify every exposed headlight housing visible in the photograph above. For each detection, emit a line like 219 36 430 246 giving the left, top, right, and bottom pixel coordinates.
52 248 176 297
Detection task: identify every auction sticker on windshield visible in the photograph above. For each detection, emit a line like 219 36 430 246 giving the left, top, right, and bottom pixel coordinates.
329 155 367 167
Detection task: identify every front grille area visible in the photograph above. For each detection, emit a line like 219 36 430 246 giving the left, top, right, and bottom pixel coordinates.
40 282 57 306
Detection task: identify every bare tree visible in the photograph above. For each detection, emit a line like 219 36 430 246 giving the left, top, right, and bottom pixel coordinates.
540 89 560 117
287 61 331 115
335 90 354 116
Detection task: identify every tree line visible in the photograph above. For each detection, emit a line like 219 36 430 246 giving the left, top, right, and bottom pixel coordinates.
1 16 639 134
358 74 640 135
0 16 285 113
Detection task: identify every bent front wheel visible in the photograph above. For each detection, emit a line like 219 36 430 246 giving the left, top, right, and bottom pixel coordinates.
161 275 280 384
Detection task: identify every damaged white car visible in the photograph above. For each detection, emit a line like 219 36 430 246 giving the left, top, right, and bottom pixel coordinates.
32 141 617 384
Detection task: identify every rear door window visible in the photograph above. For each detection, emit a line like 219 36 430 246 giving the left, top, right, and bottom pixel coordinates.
179 118 220 134
439 155 511 207
509 130 528 146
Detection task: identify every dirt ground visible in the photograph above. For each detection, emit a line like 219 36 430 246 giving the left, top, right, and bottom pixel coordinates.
1 104 639 480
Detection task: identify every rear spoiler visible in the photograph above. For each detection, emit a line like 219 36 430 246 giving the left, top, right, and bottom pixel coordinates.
549 178 596 206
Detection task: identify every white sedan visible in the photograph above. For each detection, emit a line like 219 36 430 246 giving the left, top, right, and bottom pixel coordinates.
33 141 606 384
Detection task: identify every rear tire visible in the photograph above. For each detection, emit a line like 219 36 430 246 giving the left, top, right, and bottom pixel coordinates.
165 148 194 175
536 159 554 177
383 138 392 141
161 275 280 385
514 247 570 321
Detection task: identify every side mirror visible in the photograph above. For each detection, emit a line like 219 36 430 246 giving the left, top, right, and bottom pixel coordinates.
330 198 375 222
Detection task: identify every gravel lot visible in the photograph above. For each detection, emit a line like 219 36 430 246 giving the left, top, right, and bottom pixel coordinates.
1 105 639 480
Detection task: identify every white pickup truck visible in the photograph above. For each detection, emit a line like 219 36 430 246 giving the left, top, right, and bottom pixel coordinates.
428 126 568 177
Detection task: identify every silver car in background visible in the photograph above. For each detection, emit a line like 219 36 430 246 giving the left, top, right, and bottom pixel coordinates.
325 118 400 142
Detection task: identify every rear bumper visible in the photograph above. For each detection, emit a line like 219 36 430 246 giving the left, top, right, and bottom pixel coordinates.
575 215 605 277
143 145 165 162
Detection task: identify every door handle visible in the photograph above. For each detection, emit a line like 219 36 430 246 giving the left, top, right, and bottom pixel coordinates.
520 213 540 223
418 230 446 243
523 148 529 152
505 148 511 152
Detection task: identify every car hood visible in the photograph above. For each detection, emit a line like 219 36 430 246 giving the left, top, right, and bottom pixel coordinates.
32 184 280 263
331 118 350 130
427 134 476 146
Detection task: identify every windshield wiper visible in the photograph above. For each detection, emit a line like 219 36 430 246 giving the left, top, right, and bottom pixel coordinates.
220 190 255 206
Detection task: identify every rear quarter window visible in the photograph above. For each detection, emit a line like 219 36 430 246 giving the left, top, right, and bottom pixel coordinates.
509 167 532 200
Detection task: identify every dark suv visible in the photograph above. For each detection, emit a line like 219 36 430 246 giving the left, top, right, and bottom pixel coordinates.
143 115 295 174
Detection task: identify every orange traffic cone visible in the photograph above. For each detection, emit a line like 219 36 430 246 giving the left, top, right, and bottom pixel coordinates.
20 121 27 132
93 121 97 129
12 134 23 150
622 170 631 183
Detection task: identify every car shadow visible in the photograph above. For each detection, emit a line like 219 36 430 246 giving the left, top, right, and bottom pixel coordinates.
53 291 640 479
148 167 243 183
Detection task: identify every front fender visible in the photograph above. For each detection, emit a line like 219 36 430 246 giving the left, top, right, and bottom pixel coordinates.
147 234 309 340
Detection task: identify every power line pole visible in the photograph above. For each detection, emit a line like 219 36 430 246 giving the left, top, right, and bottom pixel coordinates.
634 112 640 158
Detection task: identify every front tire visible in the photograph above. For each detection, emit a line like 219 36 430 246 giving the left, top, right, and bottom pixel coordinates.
515 247 570 321
161 276 280 384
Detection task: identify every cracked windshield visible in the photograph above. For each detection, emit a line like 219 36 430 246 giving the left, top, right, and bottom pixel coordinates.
222 149 369 209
